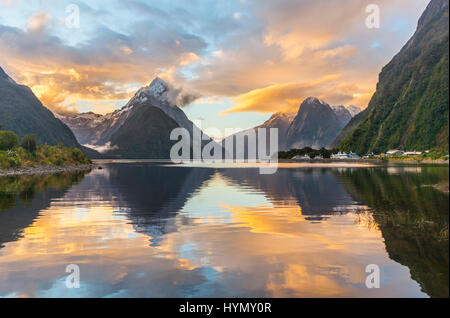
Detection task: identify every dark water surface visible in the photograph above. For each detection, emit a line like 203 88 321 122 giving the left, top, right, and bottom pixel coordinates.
0 162 448 297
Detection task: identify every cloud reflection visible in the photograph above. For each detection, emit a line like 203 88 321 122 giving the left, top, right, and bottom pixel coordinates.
0 164 432 297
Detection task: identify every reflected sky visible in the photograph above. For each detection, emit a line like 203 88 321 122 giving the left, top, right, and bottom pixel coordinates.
0 163 447 297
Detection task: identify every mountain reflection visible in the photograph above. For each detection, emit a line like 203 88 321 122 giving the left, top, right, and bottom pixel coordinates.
0 163 447 297
336 166 449 298
61 163 215 246
221 168 360 215
0 172 88 249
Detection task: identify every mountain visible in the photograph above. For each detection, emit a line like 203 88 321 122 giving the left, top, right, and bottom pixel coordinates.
55 112 106 146
223 100 358 156
347 105 362 117
59 78 216 159
0 67 99 158
333 0 449 153
260 111 297 151
286 97 344 149
104 106 180 158
331 105 353 129
261 112 297 150
222 111 296 155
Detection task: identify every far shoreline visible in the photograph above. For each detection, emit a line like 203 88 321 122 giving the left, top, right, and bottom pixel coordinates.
279 158 450 165
0 164 94 177
1 158 448 178
94 158 449 166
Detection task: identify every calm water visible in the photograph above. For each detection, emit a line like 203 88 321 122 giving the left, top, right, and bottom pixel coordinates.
0 162 448 298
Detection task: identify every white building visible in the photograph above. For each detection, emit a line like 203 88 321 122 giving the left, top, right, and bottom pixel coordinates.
386 150 404 156
292 155 311 160
404 151 422 156
331 152 348 159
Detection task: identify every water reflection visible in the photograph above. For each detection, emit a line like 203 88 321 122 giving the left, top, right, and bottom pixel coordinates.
337 166 449 298
61 164 215 246
0 163 447 297
220 168 361 214
0 172 88 249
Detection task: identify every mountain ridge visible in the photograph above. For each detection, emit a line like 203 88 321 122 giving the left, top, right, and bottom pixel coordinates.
0 66 100 158
333 0 449 153
59 77 217 159
286 97 345 149
223 98 357 156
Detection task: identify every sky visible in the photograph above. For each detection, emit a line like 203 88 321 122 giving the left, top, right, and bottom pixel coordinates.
0 0 430 137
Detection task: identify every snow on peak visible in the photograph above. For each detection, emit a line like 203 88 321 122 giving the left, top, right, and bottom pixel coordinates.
303 97 327 106
347 105 362 117
148 77 169 96
332 105 347 112
133 77 171 103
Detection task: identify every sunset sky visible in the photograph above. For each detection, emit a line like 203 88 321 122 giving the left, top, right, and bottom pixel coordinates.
0 0 429 134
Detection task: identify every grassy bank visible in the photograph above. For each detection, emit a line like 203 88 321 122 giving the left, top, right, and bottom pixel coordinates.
0 144 91 169
382 149 449 162
0 129 91 170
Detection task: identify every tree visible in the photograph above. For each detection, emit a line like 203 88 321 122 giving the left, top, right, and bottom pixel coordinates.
21 134 37 152
0 131 19 151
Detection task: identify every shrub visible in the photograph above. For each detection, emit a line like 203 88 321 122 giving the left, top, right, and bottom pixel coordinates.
0 152 8 169
0 138 91 169
0 150 22 168
0 131 19 151
21 134 37 153
7 150 22 167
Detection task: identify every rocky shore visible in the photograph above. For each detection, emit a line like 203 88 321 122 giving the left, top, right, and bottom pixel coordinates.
0 164 94 177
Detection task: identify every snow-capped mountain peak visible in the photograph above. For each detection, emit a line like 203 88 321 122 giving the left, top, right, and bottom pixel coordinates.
302 97 329 107
331 105 347 112
134 77 170 103
57 76 216 155
149 77 168 95
347 105 362 117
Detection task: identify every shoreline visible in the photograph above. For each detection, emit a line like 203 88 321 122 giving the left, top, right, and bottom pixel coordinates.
0 164 94 177
93 158 449 166
1 158 447 177
279 159 449 165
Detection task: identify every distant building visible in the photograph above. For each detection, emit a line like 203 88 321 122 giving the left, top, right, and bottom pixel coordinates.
386 150 404 156
292 155 311 160
331 152 348 159
314 155 324 160
331 151 360 159
404 151 422 156
347 152 360 159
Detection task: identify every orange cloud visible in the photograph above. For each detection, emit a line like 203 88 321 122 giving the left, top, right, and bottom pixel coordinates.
27 12 50 32
0 9 207 114
0 0 428 116
221 74 373 114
